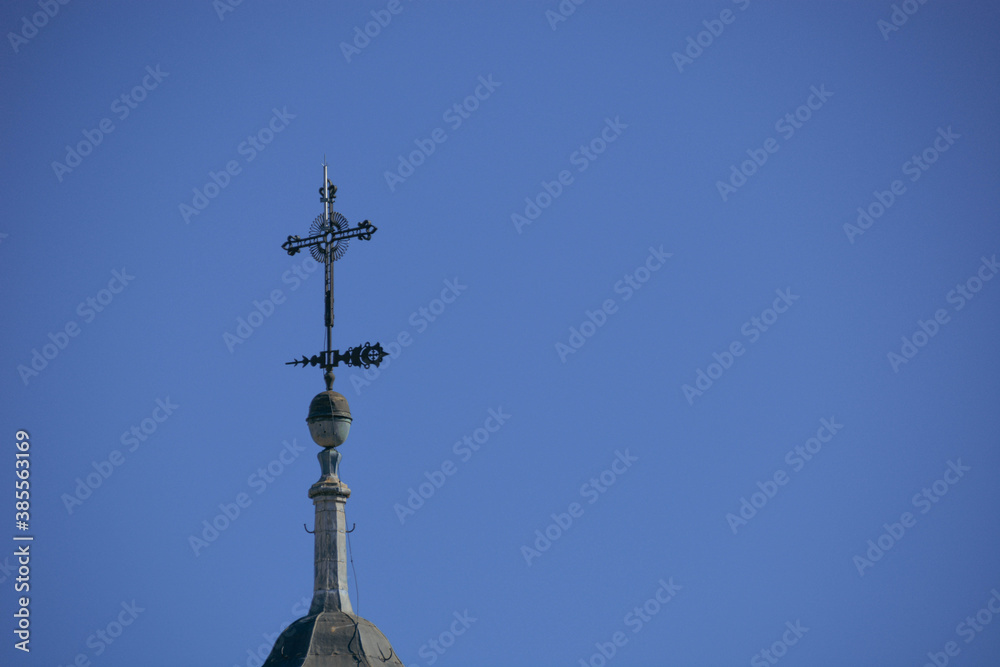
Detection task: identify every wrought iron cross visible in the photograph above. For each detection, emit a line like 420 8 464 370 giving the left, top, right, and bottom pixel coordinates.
281 163 386 389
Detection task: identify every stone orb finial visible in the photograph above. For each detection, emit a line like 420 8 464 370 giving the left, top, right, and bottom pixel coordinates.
306 390 352 448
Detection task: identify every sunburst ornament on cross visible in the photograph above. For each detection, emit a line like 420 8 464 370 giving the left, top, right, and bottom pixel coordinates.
281 162 387 390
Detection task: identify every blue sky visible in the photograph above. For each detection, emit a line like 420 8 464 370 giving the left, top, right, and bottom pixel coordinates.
2 1 999 666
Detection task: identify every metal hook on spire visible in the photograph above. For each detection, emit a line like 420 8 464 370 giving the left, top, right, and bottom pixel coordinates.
304 523 353 534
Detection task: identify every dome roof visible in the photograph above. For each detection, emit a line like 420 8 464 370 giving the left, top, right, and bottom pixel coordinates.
262 609 402 667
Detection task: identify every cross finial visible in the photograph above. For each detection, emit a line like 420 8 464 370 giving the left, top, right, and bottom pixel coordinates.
281 164 387 382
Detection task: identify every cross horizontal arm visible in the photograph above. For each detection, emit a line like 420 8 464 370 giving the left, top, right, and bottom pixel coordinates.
281 221 378 256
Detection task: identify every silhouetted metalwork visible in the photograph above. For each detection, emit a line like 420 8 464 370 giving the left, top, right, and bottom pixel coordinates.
281 164 385 388
286 342 387 370
281 216 376 262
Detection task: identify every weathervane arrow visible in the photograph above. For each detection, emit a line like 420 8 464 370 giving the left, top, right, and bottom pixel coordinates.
285 343 388 370
281 162 386 389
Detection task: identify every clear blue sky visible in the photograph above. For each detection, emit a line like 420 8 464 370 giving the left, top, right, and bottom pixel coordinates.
3 2 999 666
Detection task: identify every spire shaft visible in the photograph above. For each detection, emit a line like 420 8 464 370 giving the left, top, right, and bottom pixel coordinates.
307 448 353 614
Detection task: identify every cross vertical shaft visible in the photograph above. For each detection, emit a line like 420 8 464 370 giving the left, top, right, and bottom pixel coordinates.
322 162 334 360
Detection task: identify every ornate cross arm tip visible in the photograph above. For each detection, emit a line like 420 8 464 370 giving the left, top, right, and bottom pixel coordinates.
282 234 305 255
285 342 387 370
356 220 376 240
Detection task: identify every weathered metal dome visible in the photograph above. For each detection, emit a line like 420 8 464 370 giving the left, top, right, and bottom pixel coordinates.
262 609 402 667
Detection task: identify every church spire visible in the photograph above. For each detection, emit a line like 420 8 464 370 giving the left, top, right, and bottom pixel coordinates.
261 167 401 667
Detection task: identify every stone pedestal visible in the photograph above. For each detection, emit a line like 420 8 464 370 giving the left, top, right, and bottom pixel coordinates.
308 448 352 615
